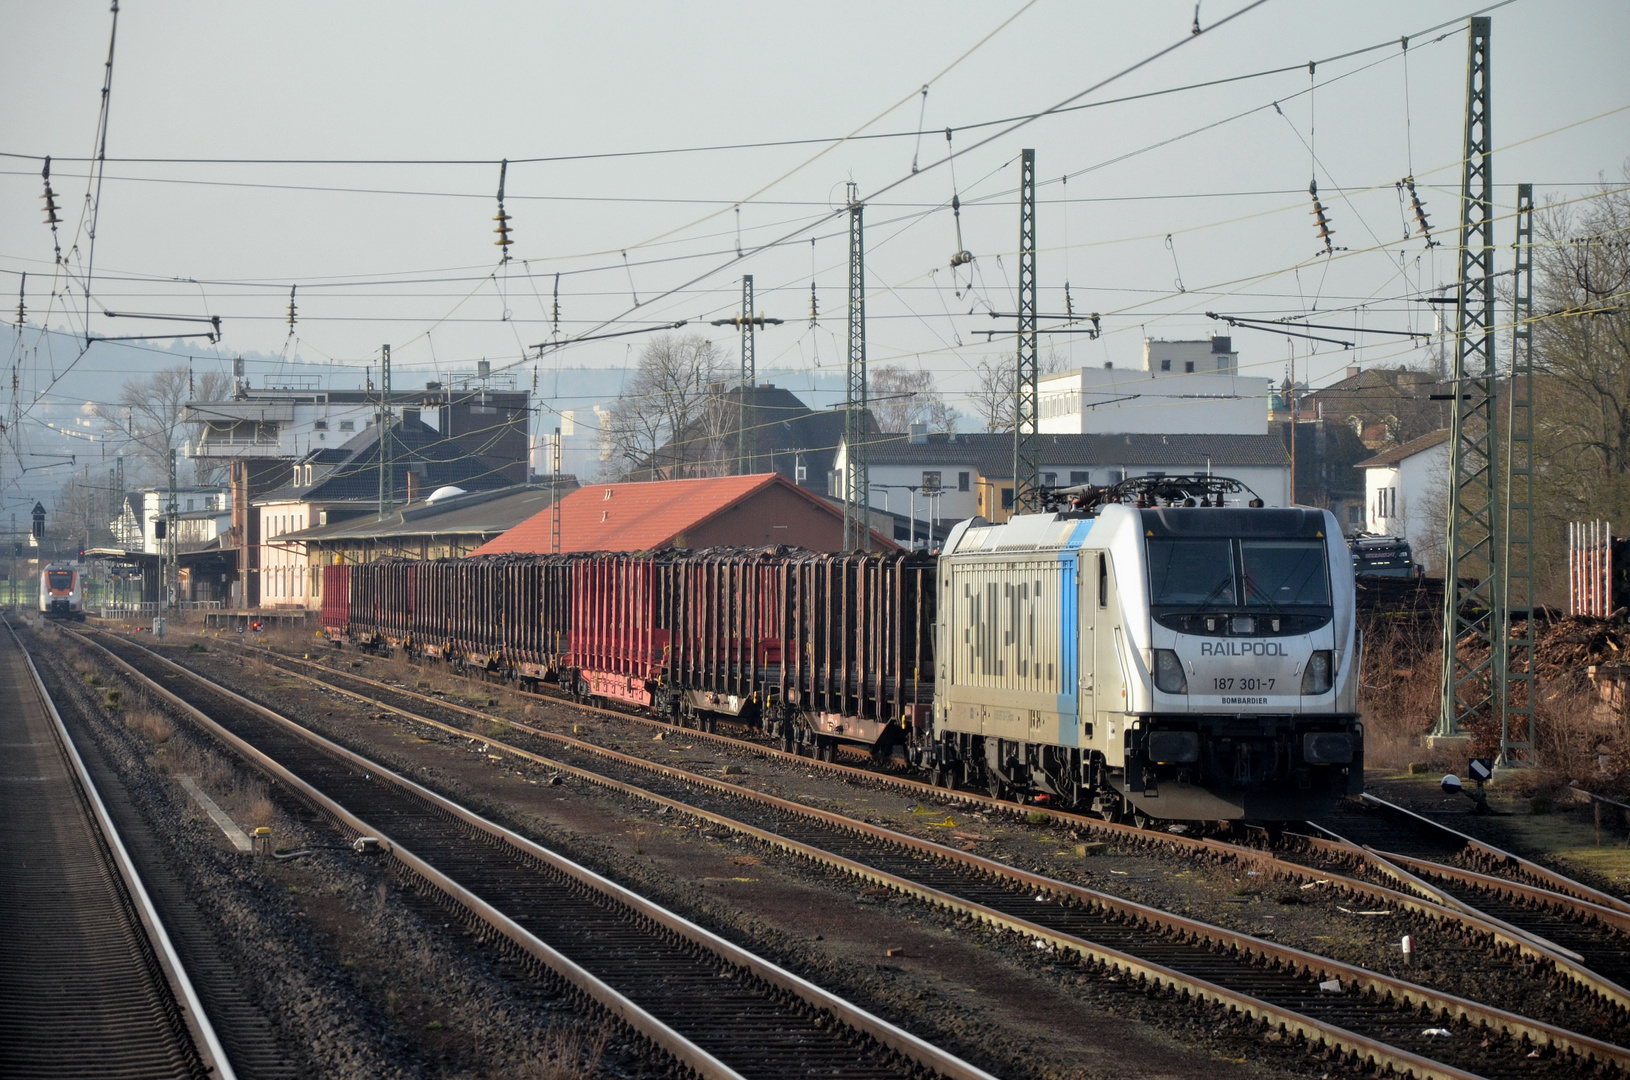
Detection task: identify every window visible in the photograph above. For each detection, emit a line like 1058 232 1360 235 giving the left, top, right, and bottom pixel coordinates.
958 471 970 492
292 466 301 486
1159 359 1171 372
1241 540 1331 607
1000 487 1014 510
313 420 328 430
922 471 941 492
1042 472 1057 486
1069 470 1090 484
339 420 355 431
1097 553 1108 608
1184 361 1195 373
1147 539 1235 606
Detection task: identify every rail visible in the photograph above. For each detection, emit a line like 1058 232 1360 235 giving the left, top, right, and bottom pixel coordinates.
72 627 999 1080
120 630 1630 1080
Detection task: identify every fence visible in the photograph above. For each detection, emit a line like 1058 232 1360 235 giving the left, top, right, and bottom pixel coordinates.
1569 520 1614 617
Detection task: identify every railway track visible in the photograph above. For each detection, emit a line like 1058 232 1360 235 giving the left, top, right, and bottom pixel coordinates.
1295 796 1630 1011
0 622 230 1080
220 633 1630 1016
95 629 1630 1080
63 627 998 1080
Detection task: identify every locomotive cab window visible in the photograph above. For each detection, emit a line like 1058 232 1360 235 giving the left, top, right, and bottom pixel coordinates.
1147 539 1234 607
48 570 74 590
1241 540 1330 607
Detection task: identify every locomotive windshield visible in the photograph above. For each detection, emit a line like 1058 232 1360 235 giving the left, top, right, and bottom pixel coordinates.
47 570 74 590
1241 539 1329 607
1148 537 1330 609
1147 539 1234 606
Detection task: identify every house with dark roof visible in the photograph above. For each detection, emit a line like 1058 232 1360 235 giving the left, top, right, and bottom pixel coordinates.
1356 428 1450 571
833 429 1291 525
474 472 894 556
255 418 518 608
623 384 867 495
279 480 580 568
1303 366 1453 451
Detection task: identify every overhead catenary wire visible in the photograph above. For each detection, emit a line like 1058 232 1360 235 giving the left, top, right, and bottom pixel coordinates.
3 0 1616 491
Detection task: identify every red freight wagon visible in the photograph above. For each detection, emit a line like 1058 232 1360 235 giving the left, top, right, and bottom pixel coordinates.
563 553 669 707
320 563 350 637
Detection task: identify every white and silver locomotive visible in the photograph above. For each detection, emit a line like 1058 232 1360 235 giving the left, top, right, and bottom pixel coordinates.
930 476 1361 822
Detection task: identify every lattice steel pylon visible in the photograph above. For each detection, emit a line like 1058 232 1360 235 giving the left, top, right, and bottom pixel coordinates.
1013 148 1040 514
738 274 756 475
378 343 395 520
1436 16 1500 740
843 184 870 551
1498 182 1537 763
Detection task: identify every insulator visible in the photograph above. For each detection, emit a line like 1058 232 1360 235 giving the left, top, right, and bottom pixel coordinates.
949 250 973 269
286 285 297 331
493 208 512 248
809 281 818 326
41 184 59 226
1309 182 1334 252
1403 176 1433 244
1064 283 1075 318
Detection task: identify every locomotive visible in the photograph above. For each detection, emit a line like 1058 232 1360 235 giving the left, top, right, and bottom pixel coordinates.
324 476 1361 823
39 562 86 621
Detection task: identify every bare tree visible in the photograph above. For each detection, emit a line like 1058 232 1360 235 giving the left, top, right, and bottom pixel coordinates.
1525 167 1630 592
96 364 232 487
971 349 1066 432
603 334 731 479
50 469 118 553
869 364 958 434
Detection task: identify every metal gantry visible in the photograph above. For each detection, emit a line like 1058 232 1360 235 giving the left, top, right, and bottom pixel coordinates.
1013 149 1040 515
844 184 870 551
550 425 562 555
1499 182 1537 763
378 343 394 520
1437 17 1499 740
739 274 755 474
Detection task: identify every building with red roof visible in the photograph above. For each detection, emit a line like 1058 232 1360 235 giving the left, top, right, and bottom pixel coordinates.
471 472 895 555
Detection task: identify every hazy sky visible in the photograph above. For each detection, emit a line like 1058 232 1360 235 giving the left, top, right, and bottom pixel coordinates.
3 0 1627 462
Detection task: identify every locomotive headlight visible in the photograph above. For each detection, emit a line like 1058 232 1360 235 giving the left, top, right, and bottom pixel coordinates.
1153 649 1187 694
1301 650 1333 695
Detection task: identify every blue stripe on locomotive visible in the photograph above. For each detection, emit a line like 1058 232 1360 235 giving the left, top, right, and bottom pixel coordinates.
1053 518 1096 747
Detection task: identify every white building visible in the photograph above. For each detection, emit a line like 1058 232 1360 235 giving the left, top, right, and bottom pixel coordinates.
110 488 232 554
833 428 1291 526
1356 429 1450 570
1039 337 1268 437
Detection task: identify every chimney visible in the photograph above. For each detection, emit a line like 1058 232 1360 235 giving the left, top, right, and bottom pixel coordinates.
401 406 421 428
406 471 418 503
909 423 928 444
1346 366 1361 379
